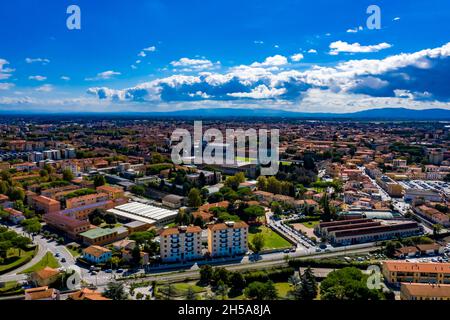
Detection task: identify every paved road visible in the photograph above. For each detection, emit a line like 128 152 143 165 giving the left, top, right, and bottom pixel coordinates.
87 244 380 290
0 225 75 283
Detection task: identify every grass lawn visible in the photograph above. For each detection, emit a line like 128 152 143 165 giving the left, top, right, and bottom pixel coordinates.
0 248 36 273
157 282 206 298
301 220 320 229
66 246 81 258
20 251 60 274
274 282 292 299
248 225 291 251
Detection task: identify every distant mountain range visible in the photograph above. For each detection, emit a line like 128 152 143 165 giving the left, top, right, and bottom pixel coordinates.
1 107 450 120
139 107 450 120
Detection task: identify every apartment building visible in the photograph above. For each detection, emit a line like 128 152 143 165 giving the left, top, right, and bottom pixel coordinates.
159 225 202 262
96 185 125 200
65 193 109 209
32 195 61 214
382 261 450 285
400 283 450 300
43 212 91 239
207 221 249 258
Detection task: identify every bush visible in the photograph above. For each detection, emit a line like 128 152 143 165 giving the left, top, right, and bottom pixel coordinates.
242 267 294 283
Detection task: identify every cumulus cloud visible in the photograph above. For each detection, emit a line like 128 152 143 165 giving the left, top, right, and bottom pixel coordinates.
393 17 401 21
250 55 288 68
308 49 317 54
290 53 304 62
86 70 121 81
60 76 70 81
170 58 218 71
0 59 14 80
85 42 450 109
0 83 14 90
228 85 286 99
25 58 50 65
35 84 53 92
329 41 392 55
29 75 47 81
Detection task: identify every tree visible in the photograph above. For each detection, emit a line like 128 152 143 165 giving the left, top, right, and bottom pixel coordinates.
215 280 229 300
104 212 117 225
187 188 202 208
130 185 145 196
111 256 120 268
186 286 198 300
103 282 128 300
244 281 278 300
224 173 245 190
433 224 443 236
242 205 265 221
212 267 230 285
93 175 106 188
132 245 142 264
320 267 384 300
290 267 317 300
444 174 450 182
251 233 265 254
21 218 42 234
62 169 74 181
230 272 246 294
199 265 214 285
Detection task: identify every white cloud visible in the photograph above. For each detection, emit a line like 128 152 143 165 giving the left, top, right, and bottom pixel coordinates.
80 42 450 112
290 53 304 62
393 17 401 21
29 75 47 81
250 55 288 68
143 46 156 52
308 49 317 54
329 41 392 55
86 70 121 81
60 76 70 81
346 26 363 33
170 58 217 71
0 83 14 90
25 58 50 65
131 65 138 70
138 51 146 57
0 59 14 80
35 84 53 92
254 40 264 44
228 84 286 99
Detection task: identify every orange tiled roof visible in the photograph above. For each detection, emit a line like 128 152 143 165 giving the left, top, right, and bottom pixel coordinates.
83 245 111 257
383 261 450 273
35 267 60 280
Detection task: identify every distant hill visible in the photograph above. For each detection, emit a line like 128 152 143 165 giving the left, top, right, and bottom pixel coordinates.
1 107 450 120
145 107 450 120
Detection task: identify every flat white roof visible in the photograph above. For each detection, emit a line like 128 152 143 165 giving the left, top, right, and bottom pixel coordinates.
108 202 177 224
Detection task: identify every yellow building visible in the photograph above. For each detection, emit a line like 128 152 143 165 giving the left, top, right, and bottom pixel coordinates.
207 221 249 257
400 283 450 300
382 261 450 285
159 226 202 262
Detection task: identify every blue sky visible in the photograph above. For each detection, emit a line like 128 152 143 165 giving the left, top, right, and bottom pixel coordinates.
0 0 449 113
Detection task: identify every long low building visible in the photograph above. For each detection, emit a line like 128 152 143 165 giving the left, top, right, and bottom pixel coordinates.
107 202 178 227
400 283 450 300
316 219 422 245
330 221 422 245
383 261 450 285
43 212 91 239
